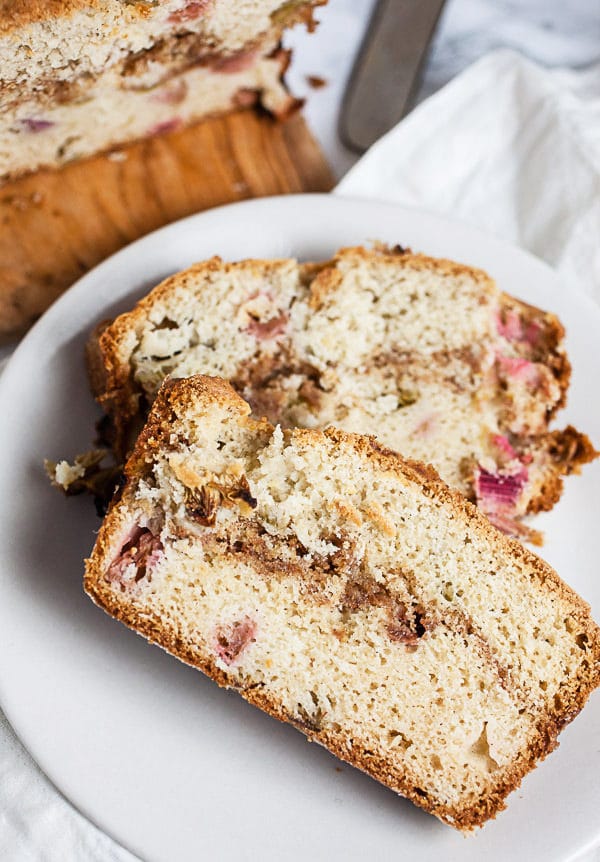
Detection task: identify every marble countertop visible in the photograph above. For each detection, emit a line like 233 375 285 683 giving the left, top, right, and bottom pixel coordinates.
285 0 600 180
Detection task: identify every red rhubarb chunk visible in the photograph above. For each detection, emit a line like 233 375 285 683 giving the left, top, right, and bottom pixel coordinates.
168 1 212 24
151 80 188 105
491 434 517 461
21 118 54 133
244 311 289 341
496 309 523 341
214 616 257 665
475 466 528 513
214 50 258 75
496 353 540 386
148 118 182 136
107 526 163 588
497 308 545 351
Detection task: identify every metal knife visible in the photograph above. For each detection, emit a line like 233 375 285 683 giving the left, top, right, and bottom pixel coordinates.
339 0 447 153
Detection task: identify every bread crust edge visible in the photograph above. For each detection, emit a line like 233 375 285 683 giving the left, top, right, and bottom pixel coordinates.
83 374 600 832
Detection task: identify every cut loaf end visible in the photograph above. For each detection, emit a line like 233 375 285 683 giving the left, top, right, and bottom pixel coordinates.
0 0 325 182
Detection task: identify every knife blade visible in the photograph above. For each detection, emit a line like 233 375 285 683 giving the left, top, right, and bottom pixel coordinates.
339 0 447 154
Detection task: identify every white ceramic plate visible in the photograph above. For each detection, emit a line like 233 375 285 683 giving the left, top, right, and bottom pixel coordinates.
1 195 599 862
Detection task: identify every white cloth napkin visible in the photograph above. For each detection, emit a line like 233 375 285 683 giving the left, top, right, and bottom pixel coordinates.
338 48 600 308
2 47 600 862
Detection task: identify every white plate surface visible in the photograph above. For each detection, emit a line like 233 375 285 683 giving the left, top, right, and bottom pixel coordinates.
0 194 599 862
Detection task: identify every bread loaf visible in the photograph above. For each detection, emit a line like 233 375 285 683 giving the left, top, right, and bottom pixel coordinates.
0 0 324 181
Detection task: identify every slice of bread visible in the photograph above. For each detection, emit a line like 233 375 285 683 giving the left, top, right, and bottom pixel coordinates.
87 246 597 541
85 375 600 830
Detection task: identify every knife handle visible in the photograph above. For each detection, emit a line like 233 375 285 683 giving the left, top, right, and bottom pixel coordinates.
339 0 447 153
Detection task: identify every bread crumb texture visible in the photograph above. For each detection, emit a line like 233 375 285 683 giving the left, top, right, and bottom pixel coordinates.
0 0 325 180
85 375 600 831
90 246 597 539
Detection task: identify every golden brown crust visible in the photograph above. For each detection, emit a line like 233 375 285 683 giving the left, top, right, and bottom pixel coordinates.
87 249 598 528
308 245 496 310
84 374 600 830
87 247 496 449
342 243 495 282
88 255 309 457
527 426 599 514
86 324 141 461
0 0 326 39
503 293 571 414
125 374 257 477
83 570 567 831
85 319 113 401
0 0 152 35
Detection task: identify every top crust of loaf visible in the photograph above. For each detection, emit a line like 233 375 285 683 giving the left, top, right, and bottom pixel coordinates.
0 0 150 35
331 244 495 288
0 0 324 90
0 0 323 31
